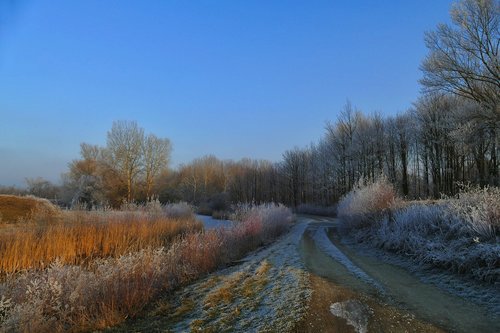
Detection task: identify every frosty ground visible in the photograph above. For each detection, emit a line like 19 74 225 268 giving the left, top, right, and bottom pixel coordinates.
108 214 499 333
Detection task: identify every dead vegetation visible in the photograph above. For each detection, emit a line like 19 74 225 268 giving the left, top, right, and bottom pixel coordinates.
0 209 202 275
0 204 293 332
0 195 60 224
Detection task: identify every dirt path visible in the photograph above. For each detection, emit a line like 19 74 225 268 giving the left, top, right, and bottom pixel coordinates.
298 216 500 333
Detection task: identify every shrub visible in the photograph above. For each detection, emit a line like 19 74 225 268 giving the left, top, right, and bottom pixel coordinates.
349 186 500 283
208 193 230 212
196 204 213 216
119 200 194 219
229 203 253 222
337 176 397 229
447 185 500 240
163 202 195 219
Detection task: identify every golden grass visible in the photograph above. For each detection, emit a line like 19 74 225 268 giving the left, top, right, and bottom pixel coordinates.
204 271 246 307
0 195 59 224
0 204 293 333
172 298 196 319
241 260 271 297
0 210 202 274
183 260 272 332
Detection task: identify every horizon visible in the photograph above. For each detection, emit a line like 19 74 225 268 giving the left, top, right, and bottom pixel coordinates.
0 0 454 186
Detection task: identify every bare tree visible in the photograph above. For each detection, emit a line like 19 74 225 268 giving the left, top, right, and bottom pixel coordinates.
421 0 499 122
143 134 172 198
107 121 144 202
26 177 58 200
65 143 105 207
395 114 412 196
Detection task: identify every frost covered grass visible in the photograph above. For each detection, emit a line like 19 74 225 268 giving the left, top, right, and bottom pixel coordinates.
0 204 293 332
120 200 194 220
0 204 201 275
339 181 500 283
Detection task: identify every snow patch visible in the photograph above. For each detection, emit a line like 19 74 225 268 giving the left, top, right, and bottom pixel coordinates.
330 299 373 333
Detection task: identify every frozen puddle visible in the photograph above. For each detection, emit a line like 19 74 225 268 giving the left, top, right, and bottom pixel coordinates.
330 299 372 333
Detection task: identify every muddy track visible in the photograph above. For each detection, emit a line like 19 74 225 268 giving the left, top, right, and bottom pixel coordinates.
298 216 500 333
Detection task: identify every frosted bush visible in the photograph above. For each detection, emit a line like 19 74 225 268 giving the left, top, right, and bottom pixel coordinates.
446 186 500 240
103 199 194 219
229 202 253 222
221 203 293 260
369 204 447 251
232 203 292 239
337 176 397 229
249 203 293 240
120 200 141 211
144 198 164 214
353 194 500 283
163 202 194 219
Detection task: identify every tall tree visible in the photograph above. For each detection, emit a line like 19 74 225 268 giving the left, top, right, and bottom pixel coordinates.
143 134 172 198
107 121 144 202
395 114 412 196
421 0 499 122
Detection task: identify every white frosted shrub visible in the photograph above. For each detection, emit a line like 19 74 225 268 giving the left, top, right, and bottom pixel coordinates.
354 194 500 283
246 203 293 241
119 200 194 220
370 204 446 251
229 202 253 222
447 186 500 240
144 198 164 214
337 176 397 229
223 203 293 259
163 202 194 219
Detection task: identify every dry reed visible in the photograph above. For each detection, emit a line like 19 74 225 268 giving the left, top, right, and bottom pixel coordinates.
0 210 202 275
0 204 293 332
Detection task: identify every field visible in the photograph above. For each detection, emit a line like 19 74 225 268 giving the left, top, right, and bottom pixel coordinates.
0 198 293 332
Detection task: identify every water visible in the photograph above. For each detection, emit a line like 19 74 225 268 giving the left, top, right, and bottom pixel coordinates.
196 214 233 230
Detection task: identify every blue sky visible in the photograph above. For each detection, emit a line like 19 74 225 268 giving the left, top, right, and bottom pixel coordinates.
0 0 453 186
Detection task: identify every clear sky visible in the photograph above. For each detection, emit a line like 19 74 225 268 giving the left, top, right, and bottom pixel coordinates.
0 0 454 186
